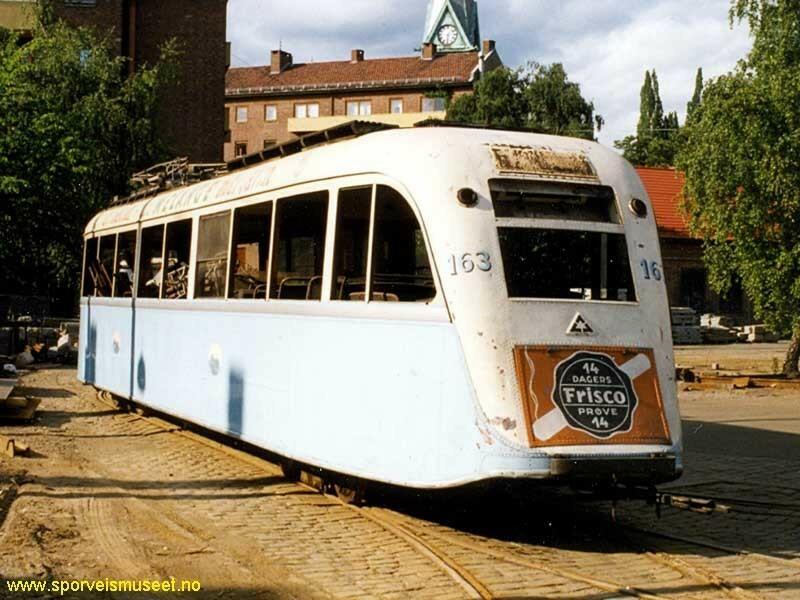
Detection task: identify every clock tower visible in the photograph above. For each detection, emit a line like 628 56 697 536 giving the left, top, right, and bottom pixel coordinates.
423 0 480 53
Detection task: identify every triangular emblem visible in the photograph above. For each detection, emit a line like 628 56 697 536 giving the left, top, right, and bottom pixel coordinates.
567 313 594 335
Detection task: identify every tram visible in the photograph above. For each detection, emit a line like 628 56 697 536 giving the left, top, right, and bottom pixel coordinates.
79 123 683 492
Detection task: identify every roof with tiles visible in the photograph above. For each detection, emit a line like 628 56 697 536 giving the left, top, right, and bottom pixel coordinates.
635 166 692 238
226 52 480 96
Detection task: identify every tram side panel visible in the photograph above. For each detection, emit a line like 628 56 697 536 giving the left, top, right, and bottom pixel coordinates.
79 300 135 398
123 303 488 487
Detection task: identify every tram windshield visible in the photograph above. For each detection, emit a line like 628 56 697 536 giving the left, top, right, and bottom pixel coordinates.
497 228 636 301
491 180 636 302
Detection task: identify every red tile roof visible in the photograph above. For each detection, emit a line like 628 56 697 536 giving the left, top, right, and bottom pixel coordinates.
635 166 691 238
226 52 480 97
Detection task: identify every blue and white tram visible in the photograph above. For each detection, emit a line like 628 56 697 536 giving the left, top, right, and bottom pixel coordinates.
79 125 683 490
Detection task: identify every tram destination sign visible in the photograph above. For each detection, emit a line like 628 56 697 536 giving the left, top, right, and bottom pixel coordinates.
489 145 599 181
552 351 637 438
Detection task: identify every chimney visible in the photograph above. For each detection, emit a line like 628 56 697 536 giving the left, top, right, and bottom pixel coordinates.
350 49 365 63
482 40 496 56
270 49 292 75
422 42 436 61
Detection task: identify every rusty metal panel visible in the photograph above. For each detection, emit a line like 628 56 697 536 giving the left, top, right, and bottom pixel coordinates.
514 346 671 447
490 145 598 181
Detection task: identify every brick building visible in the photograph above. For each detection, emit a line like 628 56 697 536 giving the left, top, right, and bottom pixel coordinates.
637 166 751 319
224 0 501 161
0 0 228 163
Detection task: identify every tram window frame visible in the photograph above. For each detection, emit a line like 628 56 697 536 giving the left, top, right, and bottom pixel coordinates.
228 201 273 300
81 237 99 297
331 186 373 301
95 235 116 297
137 225 166 299
497 228 637 302
195 211 231 299
112 230 137 298
269 191 329 301
490 180 622 224
163 219 193 300
369 185 436 303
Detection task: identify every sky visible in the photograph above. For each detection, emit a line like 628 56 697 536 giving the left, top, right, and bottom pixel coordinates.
227 0 753 148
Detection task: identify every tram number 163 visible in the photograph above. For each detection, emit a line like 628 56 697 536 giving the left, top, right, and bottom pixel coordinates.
448 252 492 276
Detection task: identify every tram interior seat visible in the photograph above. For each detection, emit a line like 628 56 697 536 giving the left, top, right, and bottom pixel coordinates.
276 276 323 300
349 291 400 302
164 263 189 299
88 261 113 297
200 256 227 298
232 271 267 299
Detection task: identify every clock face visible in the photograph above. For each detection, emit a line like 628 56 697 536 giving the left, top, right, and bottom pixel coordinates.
437 25 458 47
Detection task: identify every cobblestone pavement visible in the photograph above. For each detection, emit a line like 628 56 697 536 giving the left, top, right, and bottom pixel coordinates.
0 365 798 599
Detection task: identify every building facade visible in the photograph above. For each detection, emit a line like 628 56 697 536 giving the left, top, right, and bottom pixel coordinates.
637 167 752 320
0 0 228 163
224 0 501 161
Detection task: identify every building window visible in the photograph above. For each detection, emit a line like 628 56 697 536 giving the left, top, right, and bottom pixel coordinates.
422 96 446 112
234 142 248 157
294 103 319 119
264 139 277 149
346 101 372 116
680 268 707 313
390 99 404 114
265 105 277 121
236 106 248 123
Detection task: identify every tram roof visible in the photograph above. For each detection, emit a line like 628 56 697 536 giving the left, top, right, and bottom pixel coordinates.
84 124 616 235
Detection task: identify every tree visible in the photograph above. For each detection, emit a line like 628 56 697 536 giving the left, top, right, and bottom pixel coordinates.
0 18 177 313
676 0 800 376
614 69 682 166
525 63 603 139
686 68 704 119
447 63 603 140
447 67 529 129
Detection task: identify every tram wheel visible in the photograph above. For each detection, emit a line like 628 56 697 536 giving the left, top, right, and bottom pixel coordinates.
334 481 365 505
280 460 301 482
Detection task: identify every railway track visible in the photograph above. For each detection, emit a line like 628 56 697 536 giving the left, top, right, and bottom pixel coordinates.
91 391 797 600
362 506 775 600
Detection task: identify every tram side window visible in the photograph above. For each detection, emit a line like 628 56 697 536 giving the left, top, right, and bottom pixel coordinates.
164 219 192 300
95 235 116 297
196 212 230 299
229 202 272 299
138 225 165 299
371 185 435 302
82 238 98 297
112 231 137 298
270 192 328 300
331 187 371 301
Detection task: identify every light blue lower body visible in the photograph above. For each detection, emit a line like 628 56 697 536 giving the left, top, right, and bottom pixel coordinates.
78 301 558 488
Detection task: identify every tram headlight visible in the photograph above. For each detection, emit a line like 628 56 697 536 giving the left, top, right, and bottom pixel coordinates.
629 197 648 218
457 187 479 207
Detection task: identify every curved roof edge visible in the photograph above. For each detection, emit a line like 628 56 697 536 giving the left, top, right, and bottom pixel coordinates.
85 126 614 236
